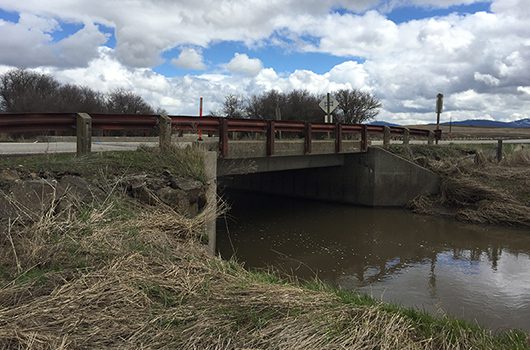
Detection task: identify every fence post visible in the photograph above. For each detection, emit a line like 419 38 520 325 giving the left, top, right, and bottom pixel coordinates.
76 113 92 156
266 120 275 156
403 128 410 146
158 114 172 153
219 118 229 158
428 130 435 145
497 139 503 162
335 123 342 153
304 122 312 154
383 126 391 148
360 125 368 152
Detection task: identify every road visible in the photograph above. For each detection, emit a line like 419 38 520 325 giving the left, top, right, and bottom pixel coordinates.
0 139 528 155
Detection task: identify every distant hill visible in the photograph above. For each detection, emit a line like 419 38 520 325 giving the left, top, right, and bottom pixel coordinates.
368 120 401 127
440 118 530 128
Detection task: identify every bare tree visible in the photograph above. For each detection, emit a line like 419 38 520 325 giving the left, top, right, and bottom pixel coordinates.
56 84 106 113
245 90 285 120
221 94 246 118
333 89 382 124
0 69 61 112
106 88 155 114
283 89 323 122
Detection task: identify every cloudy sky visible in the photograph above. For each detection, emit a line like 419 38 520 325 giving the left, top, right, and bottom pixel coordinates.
0 0 529 124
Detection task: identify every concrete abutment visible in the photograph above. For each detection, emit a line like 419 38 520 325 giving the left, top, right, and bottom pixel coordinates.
218 147 440 207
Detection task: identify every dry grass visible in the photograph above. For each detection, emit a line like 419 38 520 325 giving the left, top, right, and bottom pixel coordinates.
1 179 528 350
395 145 530 227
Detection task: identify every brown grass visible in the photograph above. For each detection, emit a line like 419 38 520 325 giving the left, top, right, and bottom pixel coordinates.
0 169 527 349
400 146 530 227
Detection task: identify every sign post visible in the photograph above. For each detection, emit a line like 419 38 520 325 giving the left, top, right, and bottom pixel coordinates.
198 96 203 141
435 93 443 144
319 93 339 123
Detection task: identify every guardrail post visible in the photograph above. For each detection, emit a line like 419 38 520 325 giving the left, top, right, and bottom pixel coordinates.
403 128 410 146
383 126 391 148
497 139 503 162
219 118 229 158
360 125 368 152
266 120 275 156
76 113 92 156
428 130 435 145
335 123 342 153
304 122 312 154
158 114 172 153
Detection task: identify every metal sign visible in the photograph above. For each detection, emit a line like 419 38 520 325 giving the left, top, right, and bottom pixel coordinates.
319 95 339 114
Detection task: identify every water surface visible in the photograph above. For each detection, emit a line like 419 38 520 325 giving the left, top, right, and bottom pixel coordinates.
217 191 530 331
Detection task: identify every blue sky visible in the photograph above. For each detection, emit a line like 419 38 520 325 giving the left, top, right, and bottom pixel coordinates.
0 0 528 123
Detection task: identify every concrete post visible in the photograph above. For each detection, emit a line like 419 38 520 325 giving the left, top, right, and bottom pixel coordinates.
203 151 218 255
159 114 172 152
76 113 92 156
403 128 410 146
497 139 503 162
428 131 435 145
383 126 391 148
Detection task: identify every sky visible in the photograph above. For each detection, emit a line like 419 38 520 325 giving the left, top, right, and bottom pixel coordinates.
0 0 529 124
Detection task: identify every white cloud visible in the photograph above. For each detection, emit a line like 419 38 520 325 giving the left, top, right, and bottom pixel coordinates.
1 0 530 123
226 53 263 76
474 72 500 87
172 48 206 70
0 13 107 68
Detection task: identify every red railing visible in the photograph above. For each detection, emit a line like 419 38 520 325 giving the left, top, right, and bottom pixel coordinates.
0 113 437 157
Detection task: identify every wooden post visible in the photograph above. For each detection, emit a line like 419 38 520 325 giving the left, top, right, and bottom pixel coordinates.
266 120 275 156
76 113 92 156
219 118 229 158
360 125 368 152
403 128 410 146
383 126 391 148
497 139 503 162
428 130 435 145
158 114 172 153
304 122 312 154
335 123 342 153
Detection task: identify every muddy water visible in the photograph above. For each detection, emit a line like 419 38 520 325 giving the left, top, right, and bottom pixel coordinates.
217 191 530 331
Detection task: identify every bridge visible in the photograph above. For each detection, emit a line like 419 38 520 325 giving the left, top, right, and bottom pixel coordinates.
0 112 440 205
1 112 442 253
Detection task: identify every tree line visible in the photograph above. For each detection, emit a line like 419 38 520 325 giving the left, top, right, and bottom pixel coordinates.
1 69 382 125
216 89 382 124
0 69 158 114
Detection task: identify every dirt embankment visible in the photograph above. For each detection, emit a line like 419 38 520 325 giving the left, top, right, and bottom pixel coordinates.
0 148 528 349
390 144 530 227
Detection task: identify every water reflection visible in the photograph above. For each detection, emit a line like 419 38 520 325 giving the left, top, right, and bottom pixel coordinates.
217 191 530 331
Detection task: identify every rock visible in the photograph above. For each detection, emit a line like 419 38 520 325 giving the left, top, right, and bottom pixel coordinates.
169 177 205 204
156 186 198 216
56 175 105 211
0 169 20 183
1 179 58 220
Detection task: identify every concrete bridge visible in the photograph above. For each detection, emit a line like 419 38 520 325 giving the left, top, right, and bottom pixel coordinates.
1 112 440 207
1 112 441 254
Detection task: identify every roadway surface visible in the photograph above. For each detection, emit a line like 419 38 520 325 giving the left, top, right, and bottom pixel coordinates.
0 139 528 155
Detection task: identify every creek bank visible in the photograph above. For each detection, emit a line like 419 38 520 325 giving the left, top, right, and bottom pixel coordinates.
389 144 530 228
0 149 528 349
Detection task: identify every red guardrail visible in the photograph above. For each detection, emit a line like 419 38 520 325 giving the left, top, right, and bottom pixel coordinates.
0 113 437 157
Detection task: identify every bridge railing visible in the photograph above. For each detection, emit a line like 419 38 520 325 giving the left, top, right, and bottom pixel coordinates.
0 113 438 157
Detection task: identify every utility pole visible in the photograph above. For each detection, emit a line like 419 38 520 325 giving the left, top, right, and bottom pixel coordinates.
435 93 443 144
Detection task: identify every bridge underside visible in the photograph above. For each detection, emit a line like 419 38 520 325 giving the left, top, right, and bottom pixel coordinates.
218 147 440 207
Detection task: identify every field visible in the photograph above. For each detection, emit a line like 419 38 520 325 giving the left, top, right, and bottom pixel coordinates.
407 124 530 140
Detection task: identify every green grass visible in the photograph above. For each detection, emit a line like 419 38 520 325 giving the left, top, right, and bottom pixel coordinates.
0 146 206 182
